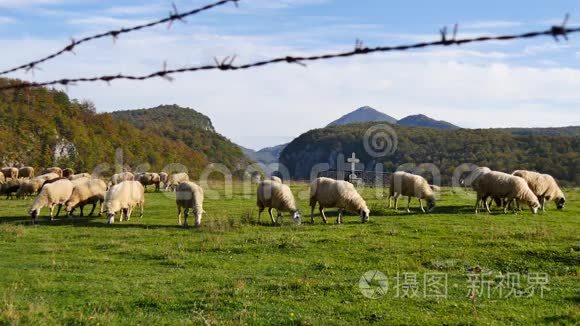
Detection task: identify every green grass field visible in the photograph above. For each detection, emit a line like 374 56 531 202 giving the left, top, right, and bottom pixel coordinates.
0 183 578 325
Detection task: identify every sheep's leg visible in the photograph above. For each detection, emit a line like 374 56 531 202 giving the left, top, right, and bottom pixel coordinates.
55 204 62 217
258 205 264 222
484 197 491 214
320 207 327 224
268 208 276 225
98 199 104 216
394 194 399 210
49 204 55 221
177 206 182 225
386 194 391 208
79 205 84 217
406 197 412 213
127 207 133 220
540 197 546 211
337 209 342 224
419 199 425 213
88 203 97 217
139 203 144 218
503 198 510 214
184 208 190 227
310 205 315 224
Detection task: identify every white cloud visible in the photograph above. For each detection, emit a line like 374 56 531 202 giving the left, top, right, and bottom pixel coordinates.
462 20 523 30
0 0 67 8
0 16 15 24
2 21 579 149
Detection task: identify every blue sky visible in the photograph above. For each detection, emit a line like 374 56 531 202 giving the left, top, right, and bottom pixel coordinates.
1 0 580 149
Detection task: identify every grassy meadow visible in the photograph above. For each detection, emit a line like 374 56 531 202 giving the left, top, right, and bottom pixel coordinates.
0 182 578 325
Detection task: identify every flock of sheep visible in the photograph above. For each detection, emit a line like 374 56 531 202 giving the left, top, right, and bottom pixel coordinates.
0 164 568 227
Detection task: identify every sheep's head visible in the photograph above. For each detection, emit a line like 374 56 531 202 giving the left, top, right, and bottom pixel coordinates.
427 198 436 212
29 208 38 220
360 208 370 223
556 197 566 210
106 212 115 224
529 201 540 214
292 211 301 225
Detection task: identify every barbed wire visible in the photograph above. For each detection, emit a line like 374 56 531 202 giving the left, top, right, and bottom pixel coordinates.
0 0 239 77
0 14 576 91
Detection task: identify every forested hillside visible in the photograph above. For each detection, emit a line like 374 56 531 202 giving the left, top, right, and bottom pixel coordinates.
279 123 580 185
0 79 245 177
111 104 249 170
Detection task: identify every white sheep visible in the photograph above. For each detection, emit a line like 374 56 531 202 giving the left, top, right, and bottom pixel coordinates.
65 178 107 217
36 172 60 182
1 178 22 199
309 177 369 224
159 172 168 188
175 181 205 226
104 180 145 224
29 179 74 222
474 171 540 214
387 171 437 213
512 170 566 211
257 180 301 225
269 176 282 183
110 172 135 186
18 166 34 178
42 167 63 177
2 167 18 179
69 173 91 180
165 172 189 191
16 178 45 199
137 172 161 192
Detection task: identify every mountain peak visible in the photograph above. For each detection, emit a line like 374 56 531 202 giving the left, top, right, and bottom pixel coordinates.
327 106 397 127
398 114 460 129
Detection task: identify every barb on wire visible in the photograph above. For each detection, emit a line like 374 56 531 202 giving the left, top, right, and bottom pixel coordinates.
0 0 240 77
1 16 579 91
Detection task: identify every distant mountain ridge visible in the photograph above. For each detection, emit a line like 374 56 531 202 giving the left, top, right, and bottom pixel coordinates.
326 106 458 130
111 104 250 170
241 143 288 164
398 114 460 129
327 106 397 126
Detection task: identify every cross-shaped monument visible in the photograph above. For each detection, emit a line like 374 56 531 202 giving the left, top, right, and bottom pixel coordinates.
347 152 360 183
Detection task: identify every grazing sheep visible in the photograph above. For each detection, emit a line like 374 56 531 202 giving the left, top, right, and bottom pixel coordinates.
16 178 45 199
309 177 369 224
387 172 437 213
175 181 205 226
18 166 34 179
257 180 301 225
474 171 540 214
512 170 566 211
159 172 168 188
62 168 74 178
165 172 189 191
1 178 22 199
42 167 63 177
65 179 107 217
71 176 91 187
69 173 91 180
110 172 135 186
36 172 60 182
465 167 503 209
137 172 161 192
104 180 145 224
29 179 74 222
269 176 282 183
2 167 18 179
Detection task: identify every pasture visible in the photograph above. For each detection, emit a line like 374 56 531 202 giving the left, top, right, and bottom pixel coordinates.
0 183 578 325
